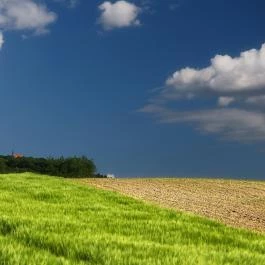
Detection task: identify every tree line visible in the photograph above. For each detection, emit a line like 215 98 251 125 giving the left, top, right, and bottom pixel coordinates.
0 155 106 178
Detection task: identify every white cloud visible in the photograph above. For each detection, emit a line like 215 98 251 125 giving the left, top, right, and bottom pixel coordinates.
217 96 235 107
142 43 265 142
0 0 57 35
98 1 141 30
0 31 4 49
166 43 265 94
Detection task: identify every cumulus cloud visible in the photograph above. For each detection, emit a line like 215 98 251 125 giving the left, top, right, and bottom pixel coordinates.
166 43 265 94
141 43 265 142
98 1 141 30
0 0 57 34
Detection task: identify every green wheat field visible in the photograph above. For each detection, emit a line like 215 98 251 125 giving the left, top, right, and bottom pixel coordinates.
0 173 264 265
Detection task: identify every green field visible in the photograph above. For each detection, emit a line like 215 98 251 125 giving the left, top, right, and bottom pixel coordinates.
0 173 264 265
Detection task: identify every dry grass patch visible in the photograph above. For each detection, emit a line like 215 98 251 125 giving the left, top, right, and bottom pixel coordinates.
79 178 265 233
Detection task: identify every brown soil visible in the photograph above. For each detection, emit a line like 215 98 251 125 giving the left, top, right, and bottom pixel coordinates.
77 178 265 233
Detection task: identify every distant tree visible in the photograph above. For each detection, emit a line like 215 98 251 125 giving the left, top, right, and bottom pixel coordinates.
0 158 7 173
0 155 99 178
59 156 96 177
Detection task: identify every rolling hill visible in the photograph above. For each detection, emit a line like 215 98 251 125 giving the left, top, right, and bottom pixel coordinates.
0 173 264 264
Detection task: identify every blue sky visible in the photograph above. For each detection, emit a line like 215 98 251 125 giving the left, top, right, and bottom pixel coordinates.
0 0 265 178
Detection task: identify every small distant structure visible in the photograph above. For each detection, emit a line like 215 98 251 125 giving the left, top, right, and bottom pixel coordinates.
107 174 115 179
11 151 24 159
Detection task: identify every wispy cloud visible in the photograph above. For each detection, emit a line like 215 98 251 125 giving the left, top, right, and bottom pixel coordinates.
0 31 4 49
53 0 79 9
169 2 180 11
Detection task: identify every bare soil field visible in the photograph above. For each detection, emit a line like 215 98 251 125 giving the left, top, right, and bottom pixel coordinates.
78 178 265 233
